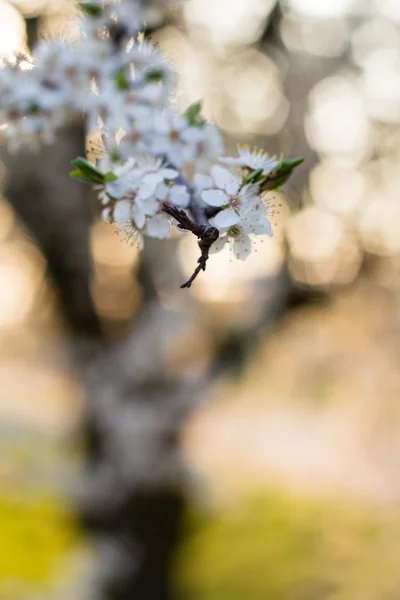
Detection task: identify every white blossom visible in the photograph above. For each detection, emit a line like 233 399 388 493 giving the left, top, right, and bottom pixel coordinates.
210 206 272 260
201 165 260 228
219 145 280 176
193 123 224 171
150 111 204 167
146 213 171 238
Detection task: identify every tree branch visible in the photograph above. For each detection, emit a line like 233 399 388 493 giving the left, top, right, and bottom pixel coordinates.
161 203 219 288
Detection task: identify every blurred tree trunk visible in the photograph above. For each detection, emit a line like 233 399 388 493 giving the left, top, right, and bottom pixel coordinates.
80 280 194 599
2 15 190 600
4 121 191 600
5 125 191 595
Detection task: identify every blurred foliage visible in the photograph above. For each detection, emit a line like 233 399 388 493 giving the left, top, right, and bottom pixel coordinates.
0 431 80 599
0 493 76 586
176 492 400 600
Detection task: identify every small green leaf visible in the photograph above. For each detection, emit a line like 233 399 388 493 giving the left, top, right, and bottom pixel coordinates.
115 69 129 91
146 69 164 82
278 157 304 172
71 157 105 184
262 157 304 191
78 2 103 17
243 168 264 185
70 169 92 184
104 171 118 183
28 102 40 115
109 147 121 163
184 102 204 126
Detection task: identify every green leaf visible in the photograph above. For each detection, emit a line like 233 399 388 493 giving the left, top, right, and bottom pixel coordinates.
109 147 121 163
70 169 92 184
262 157 304 191
115 69 129 91
28 102 40 115
103 171 118 183
277 157 304 173
184 102 204 126
146 69 164 82
243 168 264 185
78 2 103 17
71 157 105 184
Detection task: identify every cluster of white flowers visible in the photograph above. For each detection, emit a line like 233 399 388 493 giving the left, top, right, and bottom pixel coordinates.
0 0 303 282
99 156 190 239
199 165 273 260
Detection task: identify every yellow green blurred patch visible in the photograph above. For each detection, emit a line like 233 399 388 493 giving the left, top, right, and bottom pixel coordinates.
176 493 400 600
0 493 77 585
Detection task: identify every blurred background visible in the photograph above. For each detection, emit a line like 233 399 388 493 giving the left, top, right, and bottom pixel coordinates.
2 0 400 598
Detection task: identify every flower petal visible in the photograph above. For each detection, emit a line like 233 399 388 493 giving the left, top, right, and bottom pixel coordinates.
194 173 213 193
252 217 272 236
232 233 252 260
101 207 112 223
201 189 227 207
139 178 158 200
212 208 241 228
160 168 179 180
132 203 146 229
141 196 160 216
170 113 187 131
209 235 227 254
113 200 131 225
218 156 244 166
181 127 203 144
169 185 190 207
211 165 240 195
154 182 170 201
146 213 171 239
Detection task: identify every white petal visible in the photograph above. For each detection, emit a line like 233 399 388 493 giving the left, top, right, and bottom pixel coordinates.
132 203 146 229
201 189 227 207
159 168 179 180
141 196 160 216
155 182 170 201
209 235 227 254
181 127 204 144
138 174 160 199
167 143 195 166
139 83 163 103
232 233 252 260
218 156 245 166
101 207 112 223
239 184 260 200
194 173 213 192
259 157 279 175
253 217 272 236
211 165 240 195
153 114 169 134
169 185 190 207
170 113 187 131
113 200 131 225
106 180 125 199
142 172 161 185
203 125 224 157
212 208 241 228
146 213 171 239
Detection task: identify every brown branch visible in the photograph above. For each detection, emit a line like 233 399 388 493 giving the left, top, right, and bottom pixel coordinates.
162 203 219 288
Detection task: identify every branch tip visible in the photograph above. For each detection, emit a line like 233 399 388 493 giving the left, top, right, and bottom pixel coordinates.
162 202 219 288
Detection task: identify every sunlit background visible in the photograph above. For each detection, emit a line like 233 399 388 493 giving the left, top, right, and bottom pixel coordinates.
2 0 400 598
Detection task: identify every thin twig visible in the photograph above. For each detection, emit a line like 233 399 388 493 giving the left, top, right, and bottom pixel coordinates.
162 203 219 288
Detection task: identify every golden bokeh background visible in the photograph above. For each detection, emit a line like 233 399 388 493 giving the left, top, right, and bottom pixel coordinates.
2 0 400 598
